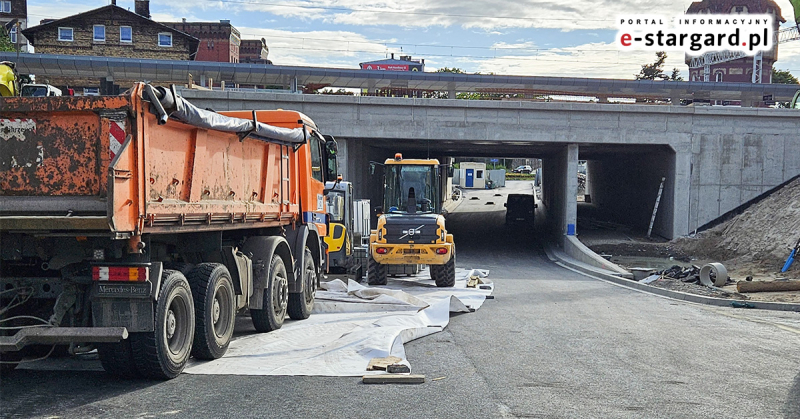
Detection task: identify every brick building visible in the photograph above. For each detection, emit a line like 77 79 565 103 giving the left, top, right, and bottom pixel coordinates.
161 19 240 63
22 0 198 61
0 0 29 52
685 0 784 83
21 0 198 94
240 38 271 64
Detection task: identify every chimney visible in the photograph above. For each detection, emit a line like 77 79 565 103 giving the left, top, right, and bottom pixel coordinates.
182 17 186 23
111 0 116 5
135 0 150 18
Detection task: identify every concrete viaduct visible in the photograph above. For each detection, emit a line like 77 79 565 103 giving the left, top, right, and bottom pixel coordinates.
180 89 800 242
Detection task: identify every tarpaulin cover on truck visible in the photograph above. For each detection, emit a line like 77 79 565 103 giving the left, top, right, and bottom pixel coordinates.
169 94 307 144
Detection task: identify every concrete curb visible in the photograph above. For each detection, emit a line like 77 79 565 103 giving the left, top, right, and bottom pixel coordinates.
563 235 633 279
544 244 800 313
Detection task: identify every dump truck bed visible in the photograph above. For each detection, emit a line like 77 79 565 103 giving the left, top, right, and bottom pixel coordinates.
0 84 302 235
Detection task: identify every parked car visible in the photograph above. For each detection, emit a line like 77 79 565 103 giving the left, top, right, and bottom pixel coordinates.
512 165 533 174
505 193 537 226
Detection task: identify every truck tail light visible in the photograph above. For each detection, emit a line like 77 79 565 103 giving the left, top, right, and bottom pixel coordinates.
436 248 448 255
92 266 149 282
376 247 388 254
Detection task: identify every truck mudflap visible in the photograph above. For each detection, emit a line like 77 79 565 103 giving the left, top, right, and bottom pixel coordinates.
0 327 128 352
90 281 156 333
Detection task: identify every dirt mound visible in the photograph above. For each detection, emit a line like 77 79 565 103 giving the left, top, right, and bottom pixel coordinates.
673 177 800 273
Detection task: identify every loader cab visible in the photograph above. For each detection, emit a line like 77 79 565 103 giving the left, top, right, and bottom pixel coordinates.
383 156 441 215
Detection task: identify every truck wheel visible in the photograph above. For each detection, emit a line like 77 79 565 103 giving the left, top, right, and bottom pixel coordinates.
164 262 194 276
250 255 288 332
367 253 388 286
131 269 194 380
98 339 140 378
432 255 456 288
188 263 236 360
288 248 315 320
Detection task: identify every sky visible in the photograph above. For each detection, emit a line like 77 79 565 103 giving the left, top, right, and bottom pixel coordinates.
24 0 800 80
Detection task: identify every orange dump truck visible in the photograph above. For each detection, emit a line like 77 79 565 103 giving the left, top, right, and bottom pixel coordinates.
0 83 339 379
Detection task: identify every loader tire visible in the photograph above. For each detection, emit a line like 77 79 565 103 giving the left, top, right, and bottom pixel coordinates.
188 263 236 360
288 248 315 320
432 255 456 288
98 338 140 378
250 255 288 332
367 253 388 286
131 269 194 380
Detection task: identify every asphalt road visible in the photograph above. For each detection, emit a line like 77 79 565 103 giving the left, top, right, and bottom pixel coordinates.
3 182 800 418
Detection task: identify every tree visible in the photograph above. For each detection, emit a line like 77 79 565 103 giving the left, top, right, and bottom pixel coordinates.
636 51 682 81
0 26 15 52
772 69 799 84
435 67 465 73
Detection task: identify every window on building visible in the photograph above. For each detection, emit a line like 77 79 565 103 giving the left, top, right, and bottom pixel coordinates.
93 25 105 42
476 170 483 179
715 71 723 82
9 26 16 44
120 26 132 43
0 1 10 13
58 27 73 42
83 87 99 96
158 32 172 47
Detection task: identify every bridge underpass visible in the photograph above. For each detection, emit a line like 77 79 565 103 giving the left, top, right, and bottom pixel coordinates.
180 89 800 244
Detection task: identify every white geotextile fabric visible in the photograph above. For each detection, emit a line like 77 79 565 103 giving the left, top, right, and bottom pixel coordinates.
184 268 492 376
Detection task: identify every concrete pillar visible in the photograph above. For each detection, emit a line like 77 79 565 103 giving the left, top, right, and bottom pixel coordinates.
447 82 456 99
564 144 578 240
541 144 578 245
739 92 756 107
335 137 348 182
670 91 681 106
672 150 692 238
366 79 376 96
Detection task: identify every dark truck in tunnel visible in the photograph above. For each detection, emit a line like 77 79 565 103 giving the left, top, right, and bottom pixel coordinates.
505 194 537 227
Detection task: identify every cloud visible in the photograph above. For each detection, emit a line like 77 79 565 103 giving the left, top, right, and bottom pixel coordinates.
142 0 692 31
490 41 538 50
235 26 400 65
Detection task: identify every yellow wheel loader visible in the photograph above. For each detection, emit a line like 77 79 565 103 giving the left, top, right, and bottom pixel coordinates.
368 154 455 287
